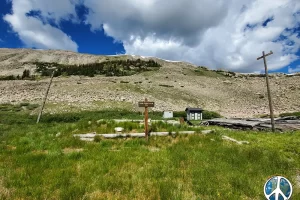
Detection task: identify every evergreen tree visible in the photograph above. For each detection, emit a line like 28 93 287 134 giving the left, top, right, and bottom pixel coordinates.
22 69 30 79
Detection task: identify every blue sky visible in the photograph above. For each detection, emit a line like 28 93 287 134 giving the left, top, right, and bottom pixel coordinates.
0 0 300 73
0 1 125 55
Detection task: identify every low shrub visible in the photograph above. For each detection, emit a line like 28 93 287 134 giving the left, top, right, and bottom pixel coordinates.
27 104 39 110
94 135 102 142
20 102 30 107
42 113 81 123
173 111 186 118
279 112 300 117
202 110 222 119
159 84 174 88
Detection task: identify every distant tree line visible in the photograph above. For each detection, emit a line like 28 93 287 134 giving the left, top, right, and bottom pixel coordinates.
34 59 161 77
0 69 35 81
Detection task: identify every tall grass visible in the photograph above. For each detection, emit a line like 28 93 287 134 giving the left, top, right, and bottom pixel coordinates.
0 110 299 199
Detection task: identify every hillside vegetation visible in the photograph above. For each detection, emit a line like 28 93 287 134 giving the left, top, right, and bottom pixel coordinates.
0 59 161 80
0 48 300 118
34 59 161 77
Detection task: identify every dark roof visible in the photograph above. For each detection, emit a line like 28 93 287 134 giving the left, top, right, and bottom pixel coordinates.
185 108 203 112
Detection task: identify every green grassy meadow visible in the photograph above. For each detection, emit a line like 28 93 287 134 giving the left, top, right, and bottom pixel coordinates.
0 105 299 199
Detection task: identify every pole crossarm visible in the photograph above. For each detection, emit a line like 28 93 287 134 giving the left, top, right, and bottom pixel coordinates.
257 51 273 60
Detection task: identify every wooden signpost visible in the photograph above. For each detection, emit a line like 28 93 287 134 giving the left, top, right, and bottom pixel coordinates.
138 98 155 140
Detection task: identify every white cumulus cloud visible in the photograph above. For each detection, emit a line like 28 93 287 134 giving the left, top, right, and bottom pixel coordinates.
83 0 300 72
3 0 300 72
3 0 78 51
288 65 300 73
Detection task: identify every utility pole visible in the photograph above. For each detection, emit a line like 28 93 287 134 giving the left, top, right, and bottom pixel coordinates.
36 70 55 124
257 51 275 132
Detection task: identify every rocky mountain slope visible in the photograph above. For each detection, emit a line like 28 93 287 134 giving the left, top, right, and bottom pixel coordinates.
0 48 299 118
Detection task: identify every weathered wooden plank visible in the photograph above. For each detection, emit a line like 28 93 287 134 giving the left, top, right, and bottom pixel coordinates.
74 131 197 141
178 131 195 134
222 135 249 145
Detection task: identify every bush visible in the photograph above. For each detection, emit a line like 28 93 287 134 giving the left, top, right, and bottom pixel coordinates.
202 110 221 119
20 102 30 107
22 69 31 79
0 75 17 80
150 123 158 132
42 113 81 123
94 135 102 142
13 106 23 112
27 104 39 110
173 111 186 118
159 84 174 88
279 112 300 117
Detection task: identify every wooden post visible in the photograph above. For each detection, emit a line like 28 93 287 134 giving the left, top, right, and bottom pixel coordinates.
145 98 149 141
36 70 55 124
257 51 275 132
138 98 154 140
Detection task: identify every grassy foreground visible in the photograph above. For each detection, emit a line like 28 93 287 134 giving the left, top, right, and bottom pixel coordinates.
0 110 299 199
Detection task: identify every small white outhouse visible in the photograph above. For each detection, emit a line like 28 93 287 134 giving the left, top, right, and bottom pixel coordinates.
163 111 173 119
185 108 203 120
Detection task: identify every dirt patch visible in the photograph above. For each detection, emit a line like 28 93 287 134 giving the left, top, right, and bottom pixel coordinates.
148 146 160 152
296 171 300 188
5 145 16 150
31 150 48 155
63 148 84 154
0 178 12 199
86 190 129 200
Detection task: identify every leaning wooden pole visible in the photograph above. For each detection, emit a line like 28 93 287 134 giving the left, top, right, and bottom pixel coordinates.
36 71 55 124
257 51 275 132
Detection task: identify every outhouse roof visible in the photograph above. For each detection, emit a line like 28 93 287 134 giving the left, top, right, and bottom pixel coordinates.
185 107 203 112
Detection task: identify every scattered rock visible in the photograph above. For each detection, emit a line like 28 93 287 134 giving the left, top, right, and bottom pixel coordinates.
201 130 214 135
114 127 124 133
63 148 84 154
148 147 160 152
56 132 61 137
223 80 232 84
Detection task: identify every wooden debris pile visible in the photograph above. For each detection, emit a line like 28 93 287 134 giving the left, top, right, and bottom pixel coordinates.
207 116 300 131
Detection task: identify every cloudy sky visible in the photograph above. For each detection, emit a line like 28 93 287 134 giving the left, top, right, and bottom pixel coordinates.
0 0 300 73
